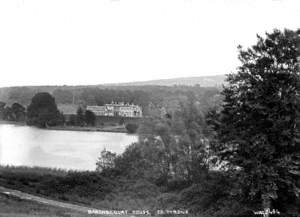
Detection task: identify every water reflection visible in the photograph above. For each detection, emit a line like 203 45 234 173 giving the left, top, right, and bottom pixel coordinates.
0 124 137 171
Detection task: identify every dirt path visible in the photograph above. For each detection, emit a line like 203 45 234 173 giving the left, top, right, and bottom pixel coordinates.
0 186 132 217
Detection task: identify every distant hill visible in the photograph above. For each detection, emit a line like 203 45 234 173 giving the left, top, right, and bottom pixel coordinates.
106 75 226 87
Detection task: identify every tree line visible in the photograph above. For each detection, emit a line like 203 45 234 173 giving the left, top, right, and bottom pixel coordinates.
0 84 221 115
0 92 94 128
0 101 26 122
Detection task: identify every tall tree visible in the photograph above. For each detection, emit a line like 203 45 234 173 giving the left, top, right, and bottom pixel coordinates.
27 92 63 127
208 29 300 214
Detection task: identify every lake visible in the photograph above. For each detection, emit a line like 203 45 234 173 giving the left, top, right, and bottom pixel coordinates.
0 124 138 171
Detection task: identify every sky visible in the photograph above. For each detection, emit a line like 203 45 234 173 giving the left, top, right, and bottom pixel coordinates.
0 0 299 87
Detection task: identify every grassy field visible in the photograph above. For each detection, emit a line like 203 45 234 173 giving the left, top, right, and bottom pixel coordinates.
0 166 168 211
0 166 255 217
0 193 91 217
0 166 115 206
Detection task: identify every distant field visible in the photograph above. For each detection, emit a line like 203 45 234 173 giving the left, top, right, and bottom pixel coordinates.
0 193 89 217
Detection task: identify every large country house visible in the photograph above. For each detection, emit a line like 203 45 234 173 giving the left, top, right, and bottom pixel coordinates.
87 102 142 118
58 102 142 118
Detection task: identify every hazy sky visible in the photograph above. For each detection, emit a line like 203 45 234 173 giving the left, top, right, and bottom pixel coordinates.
0 0 299 87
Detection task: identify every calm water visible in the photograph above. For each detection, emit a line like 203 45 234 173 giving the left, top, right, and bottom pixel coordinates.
0 124 137 171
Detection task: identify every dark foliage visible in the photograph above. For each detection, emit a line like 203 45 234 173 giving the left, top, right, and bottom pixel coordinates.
0 102 25 122
0 167 115 205
125 123 139 134
26 92 64 127
85 110 96 126
76 107 85 126
179 172 253 217
11 103 26 122
207 29 300 214
0 101 5 119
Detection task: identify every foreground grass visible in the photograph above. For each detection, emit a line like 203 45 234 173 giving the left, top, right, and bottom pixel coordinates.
1 165 259 217
0 193 91 217
0 165 115 206
0 166 176 211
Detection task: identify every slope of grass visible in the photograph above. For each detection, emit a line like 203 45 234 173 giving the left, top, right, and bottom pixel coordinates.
0 166 115 206
0 166 179 212
0 193 89 217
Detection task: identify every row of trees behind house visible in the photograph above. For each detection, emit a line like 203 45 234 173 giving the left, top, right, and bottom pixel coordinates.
0 92 140 133
0 92 95 128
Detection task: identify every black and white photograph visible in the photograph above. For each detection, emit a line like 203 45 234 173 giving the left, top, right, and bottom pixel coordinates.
0 0 299 216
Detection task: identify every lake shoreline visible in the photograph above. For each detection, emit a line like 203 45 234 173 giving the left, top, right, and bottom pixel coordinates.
0 120 27 126
0 120 130 134
47 125 128 133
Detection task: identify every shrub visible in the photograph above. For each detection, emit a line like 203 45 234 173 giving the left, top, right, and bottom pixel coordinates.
125 123 139 134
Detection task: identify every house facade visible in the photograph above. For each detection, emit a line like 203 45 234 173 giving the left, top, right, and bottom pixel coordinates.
85 105 106 116
86 102 142 118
